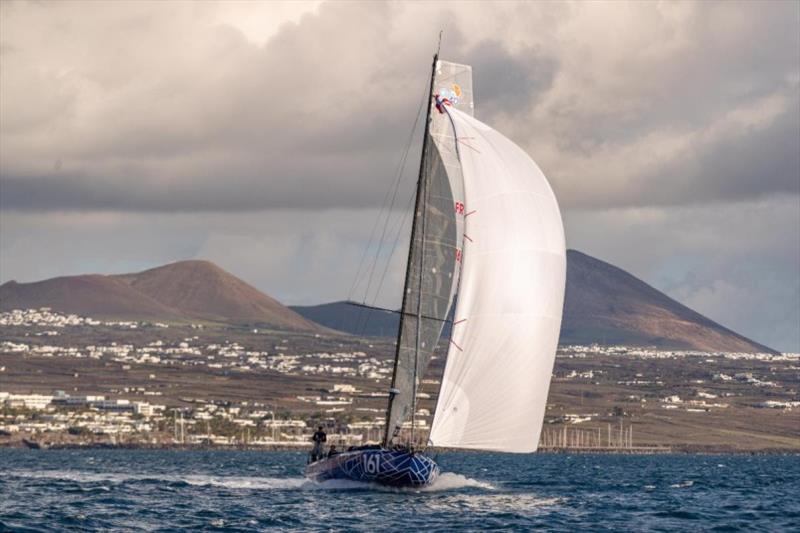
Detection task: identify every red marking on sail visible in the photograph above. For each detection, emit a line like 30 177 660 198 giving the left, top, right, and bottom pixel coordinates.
457 137 481 153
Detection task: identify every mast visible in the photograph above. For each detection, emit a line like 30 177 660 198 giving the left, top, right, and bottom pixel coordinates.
382 52 439 447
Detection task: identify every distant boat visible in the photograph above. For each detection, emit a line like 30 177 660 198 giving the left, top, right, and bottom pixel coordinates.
22 438 48 450
305 50 566 487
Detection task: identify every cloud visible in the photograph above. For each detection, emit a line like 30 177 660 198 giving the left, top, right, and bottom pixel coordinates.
0 208 409 308
1 1 797 212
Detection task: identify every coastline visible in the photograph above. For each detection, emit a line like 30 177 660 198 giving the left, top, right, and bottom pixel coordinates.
3 439 798 455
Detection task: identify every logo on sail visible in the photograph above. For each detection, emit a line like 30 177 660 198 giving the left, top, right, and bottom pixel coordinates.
434 83 463 113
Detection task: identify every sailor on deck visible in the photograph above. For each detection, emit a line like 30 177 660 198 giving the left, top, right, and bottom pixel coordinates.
311 426 326 461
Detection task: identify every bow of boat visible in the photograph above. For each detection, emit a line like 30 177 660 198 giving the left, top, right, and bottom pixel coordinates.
305 448 439 488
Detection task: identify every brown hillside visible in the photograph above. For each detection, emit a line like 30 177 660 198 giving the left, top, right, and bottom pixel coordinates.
561 250 776 354
292 250 777 354
0 261 322 332
113 260 319 330
0 275 179 320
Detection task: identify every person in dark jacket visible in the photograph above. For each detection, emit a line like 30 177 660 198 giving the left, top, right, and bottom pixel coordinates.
327 445 339 458
311 426 326 461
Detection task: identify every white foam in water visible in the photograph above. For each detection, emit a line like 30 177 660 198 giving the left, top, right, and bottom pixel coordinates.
303 471 495 493
7 470 308 490
8 470 142 484
424 472 496 492
183 475 309 490
423 492 563 514
8 469 494 493
307 478 375 491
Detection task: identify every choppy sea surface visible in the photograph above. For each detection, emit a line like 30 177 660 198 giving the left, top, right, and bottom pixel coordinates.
1 450 798 532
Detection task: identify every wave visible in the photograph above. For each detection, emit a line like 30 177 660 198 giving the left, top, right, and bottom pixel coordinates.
4 470 493 493
425 472 496 492
304 472 495 493
5 470 307 490
423 492 564 514
184 475 309 490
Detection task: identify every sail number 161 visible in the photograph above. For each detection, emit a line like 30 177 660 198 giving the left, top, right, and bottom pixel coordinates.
363 454 380 474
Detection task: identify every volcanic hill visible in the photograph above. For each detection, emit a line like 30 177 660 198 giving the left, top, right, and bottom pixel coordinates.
291 250 777 354
559 250 775 353
0 254 776 352
0 260 319 332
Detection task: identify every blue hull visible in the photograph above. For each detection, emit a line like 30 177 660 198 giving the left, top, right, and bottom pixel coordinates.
305 449 439 488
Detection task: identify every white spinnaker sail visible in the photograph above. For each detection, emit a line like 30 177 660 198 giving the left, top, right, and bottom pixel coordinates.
428 106 566 453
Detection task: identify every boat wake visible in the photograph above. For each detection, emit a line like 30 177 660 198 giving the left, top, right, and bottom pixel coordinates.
305 471 495 492
6 470 493 493
425 472 496 491
6 470 307 490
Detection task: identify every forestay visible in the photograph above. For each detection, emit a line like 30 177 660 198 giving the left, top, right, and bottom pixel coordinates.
428 105 566 453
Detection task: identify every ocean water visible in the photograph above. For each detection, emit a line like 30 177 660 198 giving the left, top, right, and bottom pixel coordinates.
1 450 798 532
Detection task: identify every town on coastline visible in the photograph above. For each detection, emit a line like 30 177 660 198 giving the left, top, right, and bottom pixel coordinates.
2 308 798 453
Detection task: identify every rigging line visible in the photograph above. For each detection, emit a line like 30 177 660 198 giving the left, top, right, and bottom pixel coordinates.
356 82 429 307
347 300 455 325
358 148 410 305
354 172 412 336
366 190 414 312
355 190 416 337
347 173 399 302
346 78 429 302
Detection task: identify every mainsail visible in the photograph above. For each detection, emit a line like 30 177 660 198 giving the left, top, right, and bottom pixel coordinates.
383 60 472 444
428 102 567 453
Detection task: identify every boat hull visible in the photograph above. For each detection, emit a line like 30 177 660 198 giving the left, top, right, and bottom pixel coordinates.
305 448 439 487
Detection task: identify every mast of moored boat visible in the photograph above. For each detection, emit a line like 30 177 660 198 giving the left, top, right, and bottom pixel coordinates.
382 51 439 448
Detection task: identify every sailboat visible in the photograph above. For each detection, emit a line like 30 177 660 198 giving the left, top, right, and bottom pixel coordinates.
305 52 566 488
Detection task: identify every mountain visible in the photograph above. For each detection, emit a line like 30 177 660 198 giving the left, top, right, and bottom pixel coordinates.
112 261 318 329
0 261 320 332
560 250 775 353
291 250 777 354
0 275 180 321
291 302 400 338
0 254 776 352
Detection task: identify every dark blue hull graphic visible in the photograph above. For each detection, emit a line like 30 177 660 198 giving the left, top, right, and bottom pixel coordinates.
305 449 439 488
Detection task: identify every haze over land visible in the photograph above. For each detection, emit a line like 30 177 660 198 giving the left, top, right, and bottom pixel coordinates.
0 1 798 351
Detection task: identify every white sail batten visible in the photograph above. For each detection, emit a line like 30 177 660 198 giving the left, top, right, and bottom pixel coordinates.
428 106 566 453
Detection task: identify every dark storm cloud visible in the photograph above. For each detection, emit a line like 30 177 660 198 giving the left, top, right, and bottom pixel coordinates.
1 1 798 213
561 95 800 209
467 40 558 117
0 157 415 212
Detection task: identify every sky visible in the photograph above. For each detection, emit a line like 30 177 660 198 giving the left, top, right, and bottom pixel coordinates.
1 0 798 352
